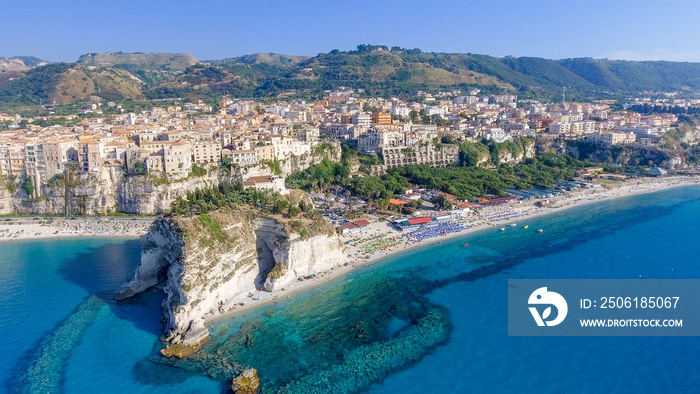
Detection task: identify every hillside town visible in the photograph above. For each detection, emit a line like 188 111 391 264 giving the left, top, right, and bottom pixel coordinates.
2 88 698 202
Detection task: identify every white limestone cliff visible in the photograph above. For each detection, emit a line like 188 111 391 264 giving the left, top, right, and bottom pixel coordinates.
116 207 344 347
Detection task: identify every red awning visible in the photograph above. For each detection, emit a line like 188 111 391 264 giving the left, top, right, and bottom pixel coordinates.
407 217 433 225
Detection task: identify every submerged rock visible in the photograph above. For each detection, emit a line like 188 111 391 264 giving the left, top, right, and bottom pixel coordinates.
231 368 260 394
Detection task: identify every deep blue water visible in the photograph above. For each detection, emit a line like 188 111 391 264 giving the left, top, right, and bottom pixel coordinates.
2 186 700 393
0 238 220 393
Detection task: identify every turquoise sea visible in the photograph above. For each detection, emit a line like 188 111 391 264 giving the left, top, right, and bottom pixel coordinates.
2 185 700 393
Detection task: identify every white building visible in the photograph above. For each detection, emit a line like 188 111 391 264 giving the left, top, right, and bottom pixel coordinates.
391 106 410 117
352 112 372 128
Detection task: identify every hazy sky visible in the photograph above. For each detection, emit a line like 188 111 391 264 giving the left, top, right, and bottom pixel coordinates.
3 0 700 62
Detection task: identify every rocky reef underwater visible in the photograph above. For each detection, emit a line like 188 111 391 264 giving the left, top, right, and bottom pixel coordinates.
150 269 452 393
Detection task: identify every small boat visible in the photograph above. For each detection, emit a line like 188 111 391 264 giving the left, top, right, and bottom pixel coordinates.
524 225 529 229
510 223 517 227
537 229 544 233
500 227 506 231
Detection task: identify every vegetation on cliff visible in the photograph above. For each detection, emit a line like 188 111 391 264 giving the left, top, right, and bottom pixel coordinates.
170 182 332 239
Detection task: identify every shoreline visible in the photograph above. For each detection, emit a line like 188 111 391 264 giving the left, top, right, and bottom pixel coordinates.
1 177 697 323
205 175 700 323
0 218 152 243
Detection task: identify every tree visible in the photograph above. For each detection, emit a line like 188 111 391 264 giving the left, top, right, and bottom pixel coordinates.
22 177 34 197
63 164 79 216
430 194 453 211
133 161 147 175
4 175 19 194
410 199 423 209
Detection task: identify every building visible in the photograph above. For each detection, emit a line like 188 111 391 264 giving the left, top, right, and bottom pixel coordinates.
193 139 222 165
223 149 258 166
371 112 392 125
44 139 79 180
485 128 509 142
548 122 571 134
391 106 410 117
352 112 372 128
23 142 46 195
593 132 637 145
382 143 458 169
163 141 192 178
242 175 288 195
357 130 404 154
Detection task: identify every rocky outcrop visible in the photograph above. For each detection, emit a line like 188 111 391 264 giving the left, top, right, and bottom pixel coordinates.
116 206 344 348
497 138 536 165
538 139 674 168
231 368 260 394
0 187 13 215
115 220 183 300
116 172 221 214
254 217 345 292
7 169 220 215
22 168 120 215
77 52 199 72
0 57 30 72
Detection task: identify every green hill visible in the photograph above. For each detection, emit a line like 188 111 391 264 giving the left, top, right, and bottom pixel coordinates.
559 58 700 92
148 46 700 101
4 46 700 108
0 63 143 106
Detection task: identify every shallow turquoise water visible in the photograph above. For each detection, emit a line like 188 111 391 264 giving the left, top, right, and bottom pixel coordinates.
0 237 221 393
2 186 700 393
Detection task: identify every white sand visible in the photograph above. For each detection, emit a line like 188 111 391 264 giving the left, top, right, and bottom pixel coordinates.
0 218 152 242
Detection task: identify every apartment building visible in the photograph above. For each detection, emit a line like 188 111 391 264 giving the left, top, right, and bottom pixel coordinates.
382 143 459 169
352 112 372 128
193 139 222 165
163 141 193 178
357 130 404 154
371 112 392 125
44 139 79 179
589 132 637 145
223 149 258 166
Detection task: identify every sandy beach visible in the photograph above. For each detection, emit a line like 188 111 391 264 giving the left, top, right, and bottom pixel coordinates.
0 217 153 242
207 175 700 321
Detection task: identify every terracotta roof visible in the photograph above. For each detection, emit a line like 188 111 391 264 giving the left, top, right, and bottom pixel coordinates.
389 199 408 205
